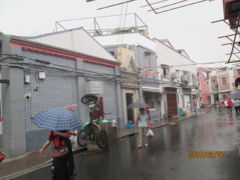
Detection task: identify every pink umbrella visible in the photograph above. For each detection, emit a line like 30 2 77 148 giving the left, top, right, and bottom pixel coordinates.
0 116 4 122
64 104 78 112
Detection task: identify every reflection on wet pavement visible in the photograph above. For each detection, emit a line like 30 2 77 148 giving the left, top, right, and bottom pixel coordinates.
14 108 240 180
75 109 240 180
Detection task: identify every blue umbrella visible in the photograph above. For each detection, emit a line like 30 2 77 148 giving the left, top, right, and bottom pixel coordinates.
127 100 149 109
230 92 240 99
32 108 82 131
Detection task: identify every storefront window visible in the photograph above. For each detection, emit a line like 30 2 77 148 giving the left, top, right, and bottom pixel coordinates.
144 92 160 109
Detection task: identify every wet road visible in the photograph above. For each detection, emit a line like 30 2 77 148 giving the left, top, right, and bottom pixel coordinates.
14 109 240 180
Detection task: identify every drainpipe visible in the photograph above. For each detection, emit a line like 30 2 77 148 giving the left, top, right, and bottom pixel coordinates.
115 67 124 128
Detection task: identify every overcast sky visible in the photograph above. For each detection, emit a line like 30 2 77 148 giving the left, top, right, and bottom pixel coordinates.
0 0 234 64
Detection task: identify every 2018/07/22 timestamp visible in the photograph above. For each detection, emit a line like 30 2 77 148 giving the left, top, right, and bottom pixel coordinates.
188 151 225 158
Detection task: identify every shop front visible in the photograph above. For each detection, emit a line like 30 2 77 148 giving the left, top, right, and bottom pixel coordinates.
142 87 162 120
165 88 178 118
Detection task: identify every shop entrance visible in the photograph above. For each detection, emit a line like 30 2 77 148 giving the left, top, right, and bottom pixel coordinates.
126 93 134 122
166 88 178 117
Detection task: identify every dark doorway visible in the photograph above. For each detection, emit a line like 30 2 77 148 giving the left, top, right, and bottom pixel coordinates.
214 94 219 104
165 88 177 117
126 93 134 122
167 94 178 117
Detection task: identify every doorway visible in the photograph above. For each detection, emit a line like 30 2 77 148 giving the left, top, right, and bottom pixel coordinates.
126 93 134 122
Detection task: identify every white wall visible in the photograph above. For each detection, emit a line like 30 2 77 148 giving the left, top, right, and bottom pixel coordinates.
95 33 197 75
154 39 197 74
95 33 156 52
177 88 184 108
28 28 116 62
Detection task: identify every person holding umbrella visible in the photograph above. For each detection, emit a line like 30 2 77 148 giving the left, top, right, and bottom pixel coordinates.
39 130 73 180
32 107 82 180
136 108 151 148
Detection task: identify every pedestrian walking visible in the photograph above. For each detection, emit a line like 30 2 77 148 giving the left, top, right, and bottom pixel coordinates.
227 99 233 113
56 131 77 177
136 108 151 148
219 99 224 112
224 99 228 108
39 130 75 180
234 99 240 115
237 99 240 115
32 108 82 180
216 100 220 112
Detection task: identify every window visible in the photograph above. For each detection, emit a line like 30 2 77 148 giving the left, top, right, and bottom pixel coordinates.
212 79 218 90
222 77 227 86
163 68 169 77
162 67 169 77
144 52 151 69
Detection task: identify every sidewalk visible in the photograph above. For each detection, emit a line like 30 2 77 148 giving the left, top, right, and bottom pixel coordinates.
116 113 198 139
0 113 200 179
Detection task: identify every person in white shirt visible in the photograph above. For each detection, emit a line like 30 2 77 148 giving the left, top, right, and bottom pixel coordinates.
136 108 151 148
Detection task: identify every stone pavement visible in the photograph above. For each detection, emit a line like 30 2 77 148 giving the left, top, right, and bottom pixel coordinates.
0 112 202 180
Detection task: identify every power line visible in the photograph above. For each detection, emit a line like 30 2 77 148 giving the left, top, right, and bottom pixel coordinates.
97 0 137 10
0 53 146 82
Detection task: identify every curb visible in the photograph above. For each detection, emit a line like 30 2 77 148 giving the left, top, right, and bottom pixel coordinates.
118 114 196 139
0 147 86 180
0 161 52 180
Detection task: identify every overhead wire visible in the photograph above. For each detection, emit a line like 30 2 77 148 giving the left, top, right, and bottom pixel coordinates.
0 53 144 82
145 0 212 14
0 53 117 80
0 53 171 86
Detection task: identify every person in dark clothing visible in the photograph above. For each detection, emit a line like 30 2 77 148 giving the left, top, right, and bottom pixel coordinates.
65 135 75 176
39 130 76 180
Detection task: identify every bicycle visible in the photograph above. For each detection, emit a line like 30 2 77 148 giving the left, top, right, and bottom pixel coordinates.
77 95 109 150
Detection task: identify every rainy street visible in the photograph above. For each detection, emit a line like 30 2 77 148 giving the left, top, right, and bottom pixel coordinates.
13 109 240 180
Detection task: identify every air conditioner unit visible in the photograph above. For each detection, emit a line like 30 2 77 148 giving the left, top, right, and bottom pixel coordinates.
181 75 189 83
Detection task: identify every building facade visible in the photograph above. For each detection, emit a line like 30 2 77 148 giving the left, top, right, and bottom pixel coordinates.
0 28 123 157
95 28 198 121
198 66 238 106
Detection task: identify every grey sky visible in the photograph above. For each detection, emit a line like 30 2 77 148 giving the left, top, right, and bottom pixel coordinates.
0 0 233 63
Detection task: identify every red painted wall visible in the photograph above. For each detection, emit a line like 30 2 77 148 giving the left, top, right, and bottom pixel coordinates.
198 72 211 105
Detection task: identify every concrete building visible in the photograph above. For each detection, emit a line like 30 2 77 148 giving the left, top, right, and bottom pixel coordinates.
154 39 198 117
95 32 162 121
0 28 123 157
95 28 198 120
198 66 237 106
54 14 199 119
113 46 139 125
197 68 211 106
